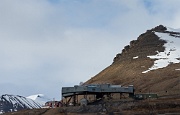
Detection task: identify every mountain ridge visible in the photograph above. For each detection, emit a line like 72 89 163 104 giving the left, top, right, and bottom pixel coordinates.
0 94 41 114
86 25 180 97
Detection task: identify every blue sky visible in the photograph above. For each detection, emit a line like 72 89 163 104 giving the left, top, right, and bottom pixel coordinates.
0 0 180 100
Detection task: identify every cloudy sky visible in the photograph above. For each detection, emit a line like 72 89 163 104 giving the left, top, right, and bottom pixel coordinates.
0 0 180 100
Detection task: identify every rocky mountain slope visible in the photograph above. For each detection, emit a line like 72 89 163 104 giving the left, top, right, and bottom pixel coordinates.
0 94 41 114
86 25 180 96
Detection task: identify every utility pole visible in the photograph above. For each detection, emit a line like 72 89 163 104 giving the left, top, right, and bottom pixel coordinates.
52 98 55 108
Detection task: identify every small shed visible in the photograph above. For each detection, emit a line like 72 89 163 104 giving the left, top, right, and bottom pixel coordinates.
45 101 62 108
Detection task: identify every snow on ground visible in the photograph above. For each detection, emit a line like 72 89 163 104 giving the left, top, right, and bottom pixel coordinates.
0 111 4 114
175 69 180 71
15 96 41 108
133 56 139 59
142 28 180 73
27 94 51 106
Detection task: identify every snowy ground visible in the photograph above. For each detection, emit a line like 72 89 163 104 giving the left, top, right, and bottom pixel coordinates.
142 27 180 73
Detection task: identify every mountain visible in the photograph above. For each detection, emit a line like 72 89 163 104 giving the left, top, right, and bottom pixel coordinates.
27 94 51 106
0 94 41 114
86 25 180 96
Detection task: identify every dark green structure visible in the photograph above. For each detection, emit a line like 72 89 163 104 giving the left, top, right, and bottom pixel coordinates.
62 84 134 106
134 93 158 100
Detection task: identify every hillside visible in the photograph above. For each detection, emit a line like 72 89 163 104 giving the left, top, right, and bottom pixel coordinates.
86 25 180 96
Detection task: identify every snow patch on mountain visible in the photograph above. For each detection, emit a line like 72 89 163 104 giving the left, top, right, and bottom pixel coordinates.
142 27 180 73
133 56 139 59
27 94 51 106
0 94 41 114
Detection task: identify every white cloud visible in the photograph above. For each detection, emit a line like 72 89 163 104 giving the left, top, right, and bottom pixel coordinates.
0 0 180 99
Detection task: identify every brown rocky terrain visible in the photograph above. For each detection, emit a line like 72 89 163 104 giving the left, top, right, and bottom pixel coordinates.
86 25 180 97
3 97 180 115
3 25 180 115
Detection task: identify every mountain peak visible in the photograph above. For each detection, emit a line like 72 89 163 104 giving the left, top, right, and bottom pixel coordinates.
149 25 167 32
113 25 167 63
86 25 180 97
27 94 51 106
113 25 180 64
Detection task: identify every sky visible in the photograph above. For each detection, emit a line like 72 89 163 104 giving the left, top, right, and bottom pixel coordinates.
1 0 180 100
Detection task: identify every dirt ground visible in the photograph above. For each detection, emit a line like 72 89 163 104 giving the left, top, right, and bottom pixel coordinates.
4 96 180 115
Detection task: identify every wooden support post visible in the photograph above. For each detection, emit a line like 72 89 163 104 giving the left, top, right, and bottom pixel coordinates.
76 95 78 105
67 96 72 106
73 93 76 106
120 93 122 99
61 97 63 107
86 92 87 99
65 98 67 106
84 92 87 99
